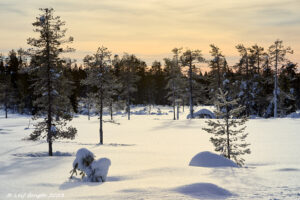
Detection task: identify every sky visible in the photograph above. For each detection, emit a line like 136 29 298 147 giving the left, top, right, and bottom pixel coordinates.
0 0 300 67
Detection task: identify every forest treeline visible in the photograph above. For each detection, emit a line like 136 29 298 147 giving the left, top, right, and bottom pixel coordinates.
0 41 299 118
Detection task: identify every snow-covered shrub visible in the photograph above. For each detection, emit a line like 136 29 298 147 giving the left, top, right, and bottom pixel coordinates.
70 148 111 182
89 158 111 182
73 148 95 171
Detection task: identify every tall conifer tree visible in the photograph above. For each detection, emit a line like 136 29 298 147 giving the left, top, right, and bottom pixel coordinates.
27 8 77 156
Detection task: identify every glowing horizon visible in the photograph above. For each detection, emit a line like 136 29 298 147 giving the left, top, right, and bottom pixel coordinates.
1 0 300 67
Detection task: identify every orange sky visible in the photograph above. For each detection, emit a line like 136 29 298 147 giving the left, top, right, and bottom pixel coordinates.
1 0 300 67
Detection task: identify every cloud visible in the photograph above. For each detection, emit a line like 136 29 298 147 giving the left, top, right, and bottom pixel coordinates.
0 0 299 65
0 2 28 16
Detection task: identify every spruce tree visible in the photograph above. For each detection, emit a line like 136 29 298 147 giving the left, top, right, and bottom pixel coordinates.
27 8 77 156
203 88 250 166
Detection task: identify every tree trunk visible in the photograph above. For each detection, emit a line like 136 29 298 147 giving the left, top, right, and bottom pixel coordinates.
177 104 179 120
88 101 90 120
217 61 221 88
226 117 230 159
173 89 175 120
110 101 113 120
99 105 103 145
45 10 53 156
274 48 278 118
246 55 249 78
4 94 7 118
188 59 194 119
127 94 130 120
257 54 260 74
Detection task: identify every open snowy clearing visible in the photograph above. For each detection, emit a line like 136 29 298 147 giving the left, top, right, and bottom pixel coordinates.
0 106 300 199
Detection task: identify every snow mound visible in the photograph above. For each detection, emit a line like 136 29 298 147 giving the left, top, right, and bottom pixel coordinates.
287 111 300 118
189 151 238 168
175 183 232 198
90 158 111 182
187 109 216 119
277 168 300 172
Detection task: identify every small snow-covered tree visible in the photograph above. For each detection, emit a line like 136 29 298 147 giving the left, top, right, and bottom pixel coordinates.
27 8 77 156
70 148 111 182
203 88 250 166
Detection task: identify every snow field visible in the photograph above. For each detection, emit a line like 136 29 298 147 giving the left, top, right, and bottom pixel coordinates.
0 107 300 199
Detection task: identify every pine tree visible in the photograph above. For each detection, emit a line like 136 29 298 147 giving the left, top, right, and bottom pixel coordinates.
164 48 185 120
248 44 264 74
81 46 112 144
235 44 250 77
104 65 123 121
27 8 77 156
268 40 293 118
203 88 250 166
208 45 229 103
181 49 205 119
119 54 140 120
209 44 226 89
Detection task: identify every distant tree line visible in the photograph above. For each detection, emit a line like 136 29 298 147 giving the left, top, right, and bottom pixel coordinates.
1 40 299 119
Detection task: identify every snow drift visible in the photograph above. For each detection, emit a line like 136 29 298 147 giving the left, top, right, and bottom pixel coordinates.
175 183 232 198
186 109 216 119
189 151 238 168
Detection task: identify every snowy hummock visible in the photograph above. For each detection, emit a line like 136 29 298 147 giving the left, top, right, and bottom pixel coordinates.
186 108 215 119
175 183 233 198
287 110 300 118
90 158 111 182
189 151 238 168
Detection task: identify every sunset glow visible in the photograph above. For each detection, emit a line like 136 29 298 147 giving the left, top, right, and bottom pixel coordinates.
1 0 300 65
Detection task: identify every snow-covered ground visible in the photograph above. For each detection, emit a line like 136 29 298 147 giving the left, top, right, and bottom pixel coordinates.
0 106 300 200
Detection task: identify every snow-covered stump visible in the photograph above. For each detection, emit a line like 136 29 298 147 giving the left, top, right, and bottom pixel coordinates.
70 148 111 182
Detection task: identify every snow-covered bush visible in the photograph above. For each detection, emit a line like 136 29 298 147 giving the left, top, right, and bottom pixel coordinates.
70 148 111 182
